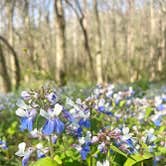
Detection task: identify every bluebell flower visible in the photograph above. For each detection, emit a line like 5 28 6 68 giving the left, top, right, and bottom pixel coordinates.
156 104 166 111
36 143 48 159
97 142 106 153
0 140 7 150
146 128 157 143
0 104 5 111
16 108 37 131
21 91 31 100
15 142 34 166
152 116 162 127
162 95 166 102
62 109 74 122
97 99 105 112
113 94 121 106
46 92 57 105
51 135 58 144
79 118 90 128
76 127 83 137
40 103 64 135
80 142 91 160
98 106 105 112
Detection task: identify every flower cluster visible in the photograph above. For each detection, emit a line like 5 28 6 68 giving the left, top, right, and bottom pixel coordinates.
15 84 166 165
15 88 72 166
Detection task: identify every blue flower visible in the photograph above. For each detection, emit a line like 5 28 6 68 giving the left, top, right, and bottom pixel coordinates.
97 99 105 112
42 119 55 135
156 104 166 111
98 106 105 112
15 142 34 166
16 108 37 131
62 109 74 122
21 91 31 100
79 119 90 128
152 116 162 127
40 104 64 135
22 154 31 166
80 143 91 160
54 118 65 134
36 144 48 159
46 92 57 105
0 140 7 150
76 127 83 137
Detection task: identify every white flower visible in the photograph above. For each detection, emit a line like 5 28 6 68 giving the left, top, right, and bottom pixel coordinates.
40 103 63 119
91 136 99 143
15 142 26 157
15 142 34 157
78 137 85 145
98 142 105 151
122 127 133 141
155 96 162 106
96 160 109 166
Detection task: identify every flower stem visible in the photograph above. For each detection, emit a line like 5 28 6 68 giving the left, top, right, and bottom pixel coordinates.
49 135 54 159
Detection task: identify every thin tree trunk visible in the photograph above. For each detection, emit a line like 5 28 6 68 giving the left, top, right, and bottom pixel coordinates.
0 43 12 92
7 0 16 87
54 0 66 84
126 0 135 82
150 0 155 79
93 0 103 83
0 36 21 90
65 0 96 81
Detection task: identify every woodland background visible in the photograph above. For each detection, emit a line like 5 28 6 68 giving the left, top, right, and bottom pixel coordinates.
0 0 166 92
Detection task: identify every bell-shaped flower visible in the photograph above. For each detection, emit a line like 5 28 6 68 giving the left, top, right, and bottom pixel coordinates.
97 99 105 112
46 92 57 105
30 128 42 139
16 99 37 131
21 91 31 100
36 143 48 159
74 142 91 160
15 142 34 166
97 160 109 166
40 103 64 135
0 140 7 150
80 143 91 160
144 128 157 143
122 127 133 141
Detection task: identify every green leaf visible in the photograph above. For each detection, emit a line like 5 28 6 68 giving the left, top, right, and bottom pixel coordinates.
145 107 153 118
32 157 59 166
54 155 62 165
124 153 153 166
110 145 128 158
158 147 166 154
119 100 126 107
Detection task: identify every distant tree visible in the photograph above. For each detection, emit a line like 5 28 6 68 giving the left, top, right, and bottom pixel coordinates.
93 0 103 83
65 0 96 81
54 0 66 84
0 36 21 90
0 43 12 92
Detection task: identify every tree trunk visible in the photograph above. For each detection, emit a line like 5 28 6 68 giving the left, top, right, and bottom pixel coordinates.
65 0 96 81
0 43 12 92
126 0 135 82
54 0 66 84
150 0 155 80
93 0 103 83
0 36 21 90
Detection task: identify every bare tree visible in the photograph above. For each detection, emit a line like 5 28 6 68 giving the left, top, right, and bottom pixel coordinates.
0 36 21 90
0 43 12 92
65 0 96 81
93 0 103 83
150 0 155 79
54 0 66 84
